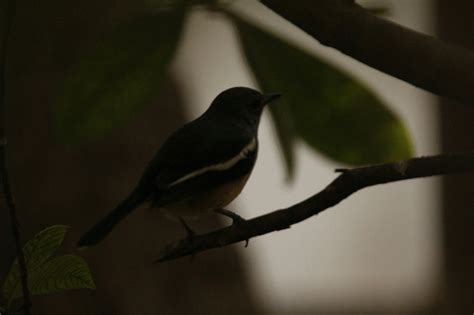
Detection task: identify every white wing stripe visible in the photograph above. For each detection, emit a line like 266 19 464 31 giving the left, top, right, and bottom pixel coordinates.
167 137 257 188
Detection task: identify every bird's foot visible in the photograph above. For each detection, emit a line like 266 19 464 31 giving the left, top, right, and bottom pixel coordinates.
179 217 195 239
214 209 249 247
179 218 197 260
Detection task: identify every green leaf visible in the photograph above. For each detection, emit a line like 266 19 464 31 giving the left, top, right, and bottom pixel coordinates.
234 17 413 165
3 225 68 302
54 9 186 144
22 225 68 267
366 6 391 16
147 0 219 7
268 103 296 180
9 255 95 301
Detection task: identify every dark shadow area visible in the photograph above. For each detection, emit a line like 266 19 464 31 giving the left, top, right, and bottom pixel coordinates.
437 0 474 311
0 1 259 313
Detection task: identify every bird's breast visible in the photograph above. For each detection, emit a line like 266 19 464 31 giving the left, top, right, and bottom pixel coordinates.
159 173 251 221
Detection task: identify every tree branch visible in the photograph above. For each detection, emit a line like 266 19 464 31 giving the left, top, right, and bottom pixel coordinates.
260 0 474 106
0 0 32 313
156 152 474 262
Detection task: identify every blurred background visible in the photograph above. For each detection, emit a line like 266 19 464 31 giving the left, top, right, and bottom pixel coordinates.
0 0 472 313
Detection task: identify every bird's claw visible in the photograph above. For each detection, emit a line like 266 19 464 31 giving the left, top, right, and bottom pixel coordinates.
179 218 197 260
215 209 250 247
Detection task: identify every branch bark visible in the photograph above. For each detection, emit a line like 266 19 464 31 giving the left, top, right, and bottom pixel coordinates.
260 0 474 106
0 0 31 313
157 152 474 262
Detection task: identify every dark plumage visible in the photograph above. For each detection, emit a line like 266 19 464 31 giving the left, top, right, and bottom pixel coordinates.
77 87 280 248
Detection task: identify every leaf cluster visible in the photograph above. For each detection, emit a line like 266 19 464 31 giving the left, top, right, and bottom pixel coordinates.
1 226 95 312
54 0 412 175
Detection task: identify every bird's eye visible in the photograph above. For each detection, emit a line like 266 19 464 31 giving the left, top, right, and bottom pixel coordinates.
252 100 262 109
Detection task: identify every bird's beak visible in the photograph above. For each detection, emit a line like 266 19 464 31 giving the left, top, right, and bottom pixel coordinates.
261 93 282 105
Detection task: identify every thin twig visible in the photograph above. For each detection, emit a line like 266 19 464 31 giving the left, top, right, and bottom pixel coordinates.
260 0 474 105
156 152 474 262
0 0 32 313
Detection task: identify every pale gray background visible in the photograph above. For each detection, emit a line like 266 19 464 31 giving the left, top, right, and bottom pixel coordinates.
170 0 440 311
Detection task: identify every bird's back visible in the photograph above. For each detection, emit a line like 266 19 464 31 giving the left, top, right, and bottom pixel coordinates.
141 114 259 209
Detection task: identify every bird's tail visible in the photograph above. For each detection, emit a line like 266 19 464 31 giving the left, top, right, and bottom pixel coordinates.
77 187 150 249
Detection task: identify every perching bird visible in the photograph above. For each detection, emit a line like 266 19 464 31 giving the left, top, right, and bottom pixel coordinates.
77 86 281 248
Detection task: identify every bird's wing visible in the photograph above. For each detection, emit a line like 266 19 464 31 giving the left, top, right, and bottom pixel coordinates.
139 119 258 206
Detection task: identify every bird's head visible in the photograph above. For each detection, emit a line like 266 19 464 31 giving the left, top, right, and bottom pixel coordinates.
207 87 281 130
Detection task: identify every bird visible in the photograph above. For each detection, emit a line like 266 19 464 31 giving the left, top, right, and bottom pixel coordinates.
77 86 281 248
